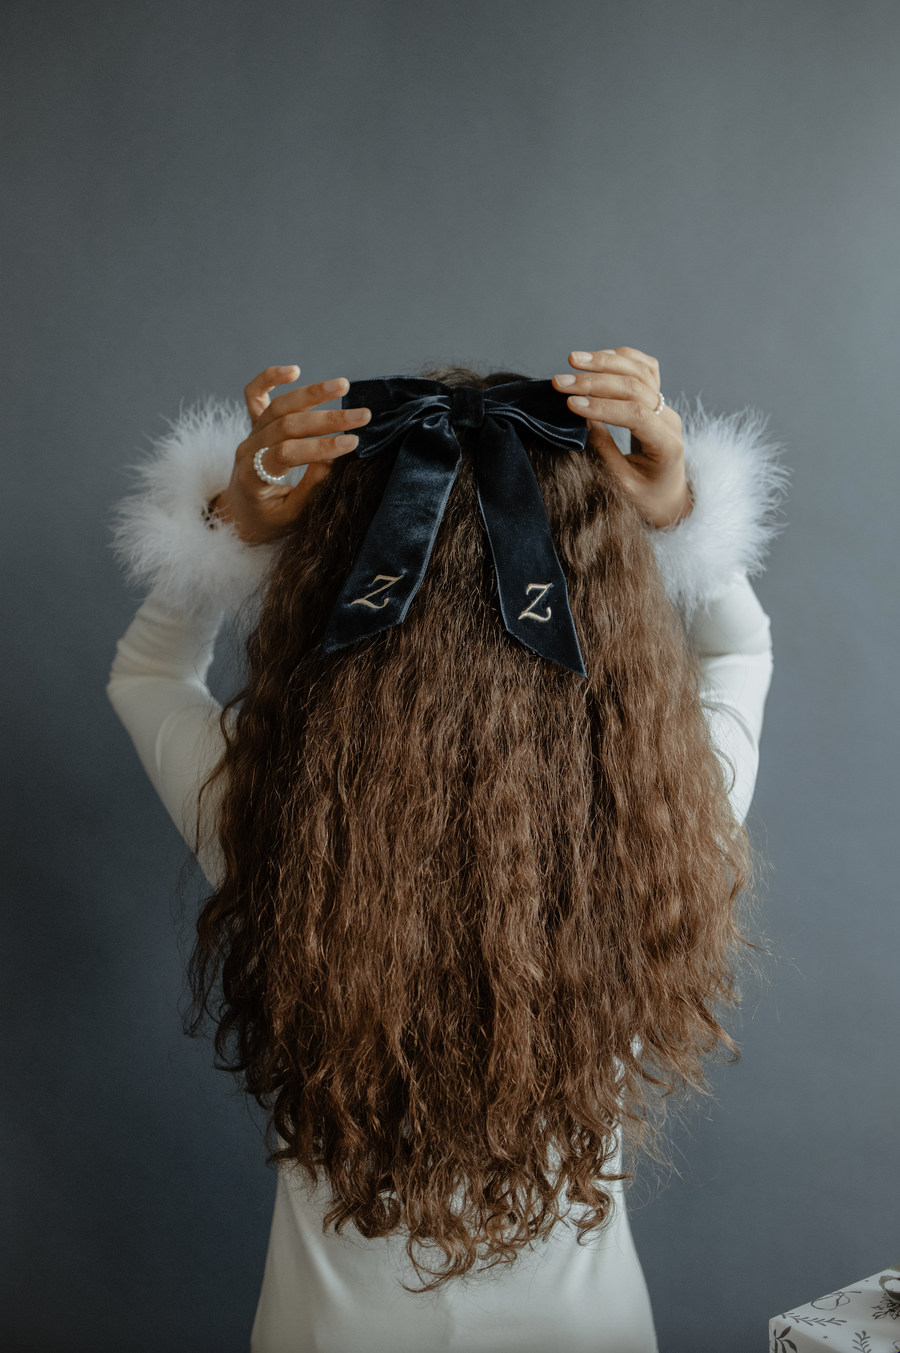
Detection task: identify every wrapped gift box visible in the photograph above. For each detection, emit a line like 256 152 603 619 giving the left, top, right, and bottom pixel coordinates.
770 1268 900 1352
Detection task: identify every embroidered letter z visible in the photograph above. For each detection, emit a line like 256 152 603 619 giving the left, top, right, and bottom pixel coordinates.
518 582 553 622
351 574 403 610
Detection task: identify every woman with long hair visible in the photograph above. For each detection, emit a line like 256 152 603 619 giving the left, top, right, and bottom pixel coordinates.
109 347 782 1351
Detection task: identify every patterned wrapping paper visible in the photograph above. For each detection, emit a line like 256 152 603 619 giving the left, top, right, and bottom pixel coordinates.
770 1270 900 1352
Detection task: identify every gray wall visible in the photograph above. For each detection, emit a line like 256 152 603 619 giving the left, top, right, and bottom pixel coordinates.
2 1 898 1349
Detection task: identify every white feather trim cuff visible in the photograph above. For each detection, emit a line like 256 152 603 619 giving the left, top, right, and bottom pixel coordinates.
113 398 280 618
648 402 787 621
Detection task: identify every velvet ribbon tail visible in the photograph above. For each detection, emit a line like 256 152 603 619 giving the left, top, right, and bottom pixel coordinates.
476 418 587 676
321 419 462 653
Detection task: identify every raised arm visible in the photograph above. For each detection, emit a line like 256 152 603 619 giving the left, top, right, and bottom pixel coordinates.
108 368 371 883
551 344 783 825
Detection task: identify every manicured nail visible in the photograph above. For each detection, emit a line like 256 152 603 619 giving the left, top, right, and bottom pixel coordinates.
571 351 593 364
555 374 576 387
335 435 358 450
569 396 590 408
324 377 347 393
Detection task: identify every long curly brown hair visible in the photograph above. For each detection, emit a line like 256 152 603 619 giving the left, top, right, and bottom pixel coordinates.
190 366 751 1289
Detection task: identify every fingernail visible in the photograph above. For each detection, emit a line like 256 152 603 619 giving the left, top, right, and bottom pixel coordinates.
279 365 300 374
555 374 576 387
569 396 590 408
324 377 346 393
571 351 593 364
335 434 358 450
601 349 616 354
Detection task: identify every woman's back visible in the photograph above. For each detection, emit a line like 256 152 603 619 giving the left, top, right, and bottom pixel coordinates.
108 570 771 1353
252 1165 657 1352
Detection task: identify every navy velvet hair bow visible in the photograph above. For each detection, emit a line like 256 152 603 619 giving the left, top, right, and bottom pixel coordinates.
321 377 589 677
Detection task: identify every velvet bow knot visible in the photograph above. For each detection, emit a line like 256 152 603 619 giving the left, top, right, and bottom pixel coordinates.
321 377 589 677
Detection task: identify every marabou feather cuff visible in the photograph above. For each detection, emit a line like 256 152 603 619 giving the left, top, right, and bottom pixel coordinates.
113 398 278 619
648 402 787 621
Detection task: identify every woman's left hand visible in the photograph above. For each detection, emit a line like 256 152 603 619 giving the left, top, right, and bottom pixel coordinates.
552 347 691 527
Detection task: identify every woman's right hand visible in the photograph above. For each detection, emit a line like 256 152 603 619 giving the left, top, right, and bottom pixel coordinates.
211 366 371 544
553 348 690 528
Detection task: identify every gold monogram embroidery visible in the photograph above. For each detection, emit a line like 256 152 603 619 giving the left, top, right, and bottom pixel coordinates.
518 582 553 622
351 574 403 609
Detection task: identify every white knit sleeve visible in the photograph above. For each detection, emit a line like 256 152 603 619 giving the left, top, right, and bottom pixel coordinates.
112 398 280 620
646 402 788 623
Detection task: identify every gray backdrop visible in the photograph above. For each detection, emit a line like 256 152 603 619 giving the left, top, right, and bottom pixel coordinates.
2 1 898 1349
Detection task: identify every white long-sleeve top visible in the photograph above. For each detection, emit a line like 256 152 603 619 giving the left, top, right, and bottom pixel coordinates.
108 575 772 1353
108 394 782 1352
